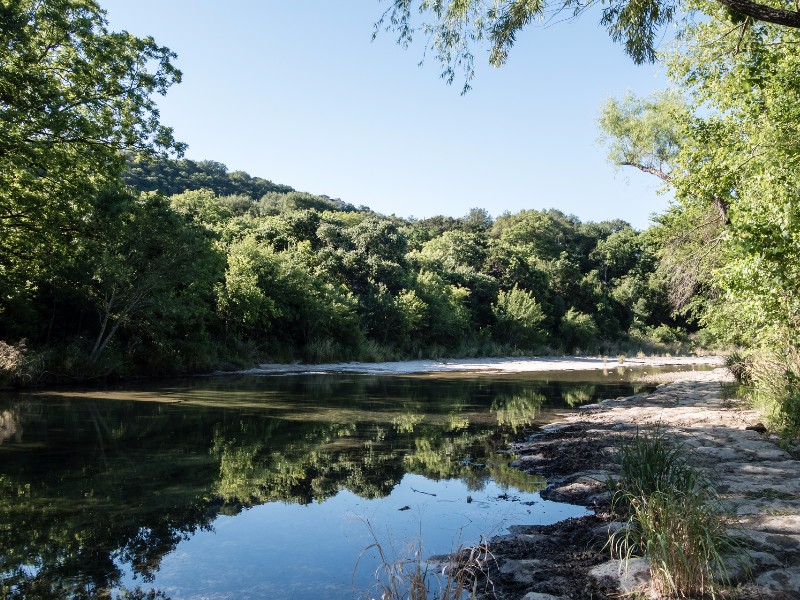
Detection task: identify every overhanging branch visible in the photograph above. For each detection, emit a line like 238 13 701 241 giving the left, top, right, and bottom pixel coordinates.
620 161 672 181
716 0 800 27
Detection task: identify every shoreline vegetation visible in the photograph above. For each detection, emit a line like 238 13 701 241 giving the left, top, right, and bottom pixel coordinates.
0 191 706 386
2 149 706 391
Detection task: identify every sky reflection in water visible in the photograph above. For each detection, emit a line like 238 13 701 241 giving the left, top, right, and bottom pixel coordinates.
0 370 684 599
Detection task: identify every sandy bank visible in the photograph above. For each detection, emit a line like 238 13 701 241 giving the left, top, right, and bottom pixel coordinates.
241 355 723 376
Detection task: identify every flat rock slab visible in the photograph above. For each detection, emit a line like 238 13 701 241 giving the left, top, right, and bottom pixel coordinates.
755 566 800 597
485 371 800 600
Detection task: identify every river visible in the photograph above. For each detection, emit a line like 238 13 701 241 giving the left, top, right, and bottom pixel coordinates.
0 368 681 599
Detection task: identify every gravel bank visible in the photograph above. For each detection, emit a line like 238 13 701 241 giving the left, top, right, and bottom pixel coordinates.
242 355 724 376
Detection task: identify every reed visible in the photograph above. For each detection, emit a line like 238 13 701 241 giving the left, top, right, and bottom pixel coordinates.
356 521 494 600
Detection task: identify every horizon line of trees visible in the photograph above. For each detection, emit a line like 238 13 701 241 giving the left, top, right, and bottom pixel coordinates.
0 151 692 385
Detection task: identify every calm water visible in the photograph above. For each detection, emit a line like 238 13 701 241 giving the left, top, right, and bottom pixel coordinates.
0 369 665 599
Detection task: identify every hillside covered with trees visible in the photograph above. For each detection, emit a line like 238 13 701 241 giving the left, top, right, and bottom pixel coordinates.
0 148 688 383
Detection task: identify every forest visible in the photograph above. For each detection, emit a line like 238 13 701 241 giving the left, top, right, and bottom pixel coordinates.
0 151 687 379
2 0 800 435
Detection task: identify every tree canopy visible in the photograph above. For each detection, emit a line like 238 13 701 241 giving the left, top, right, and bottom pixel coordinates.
598 5 800 431
376 0 800 90
0 0 182 302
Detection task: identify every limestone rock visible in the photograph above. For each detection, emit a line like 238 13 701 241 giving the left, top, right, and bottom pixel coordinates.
519 593 566 600
589 558 650 594
755 565 800 596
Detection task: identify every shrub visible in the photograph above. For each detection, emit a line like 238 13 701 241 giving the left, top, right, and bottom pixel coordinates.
747 344 800 437
725 350 752 384
0 340 27 387
558 308 599 352
646 324 687 345
491 285 546 349
303 338 343 363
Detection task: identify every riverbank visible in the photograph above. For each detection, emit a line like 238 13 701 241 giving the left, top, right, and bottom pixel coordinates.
241 355 723 376
485 367 800 599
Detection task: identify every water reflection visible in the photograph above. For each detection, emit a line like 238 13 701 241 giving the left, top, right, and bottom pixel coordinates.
0 373 655 599
562 384 596 407
492 389 545 432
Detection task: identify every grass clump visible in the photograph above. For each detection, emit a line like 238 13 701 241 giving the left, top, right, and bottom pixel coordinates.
746 346 800 437
609 427 746 598
357 522 494 600
725 341 800 438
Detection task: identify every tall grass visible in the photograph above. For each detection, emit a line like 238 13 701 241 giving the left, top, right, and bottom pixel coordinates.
608 427 746 598
356 522 494 600
745 346 800 437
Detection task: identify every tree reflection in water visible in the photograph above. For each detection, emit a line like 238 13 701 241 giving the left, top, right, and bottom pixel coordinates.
0 374 652 598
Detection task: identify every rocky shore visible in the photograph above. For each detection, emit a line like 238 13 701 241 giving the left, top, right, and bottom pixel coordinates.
485 368 800 599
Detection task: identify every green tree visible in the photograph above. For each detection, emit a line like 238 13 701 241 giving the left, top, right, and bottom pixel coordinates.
559 308 600 351
598 91 688 182
1 0 182 314
599 5 800 427
492 285 546 348
376 0 800 91
82 192 222 366
123 154 294 199
415 229 488 272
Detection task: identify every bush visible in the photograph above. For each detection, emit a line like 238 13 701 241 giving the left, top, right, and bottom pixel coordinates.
645 324 687 345
492 285 546 349
303 338 343 363
0 340 27 387
558 308 599 352
746 344 800 437
725 350 753 384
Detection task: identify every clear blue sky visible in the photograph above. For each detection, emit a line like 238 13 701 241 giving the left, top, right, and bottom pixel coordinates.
100 1 673 229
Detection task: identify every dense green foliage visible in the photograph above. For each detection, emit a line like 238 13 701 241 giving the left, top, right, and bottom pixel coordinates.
596 1 800 433
0 157 686 382
122 153 294 198
4 167 686 381
1 0 686 385
0 0 183 302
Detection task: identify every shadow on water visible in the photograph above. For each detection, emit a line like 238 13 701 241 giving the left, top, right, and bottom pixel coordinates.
0 371 667 599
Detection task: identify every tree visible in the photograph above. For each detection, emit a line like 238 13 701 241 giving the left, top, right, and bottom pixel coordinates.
598 91 688 182
599 9 800 429
0 0 182 307
415 229 488 272
123 154 295 199
376 0 800 91
82 192 222 366
492 285 546 348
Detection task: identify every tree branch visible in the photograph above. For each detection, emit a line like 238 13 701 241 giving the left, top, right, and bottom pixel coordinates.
716 0 800 27
620 161 672 182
